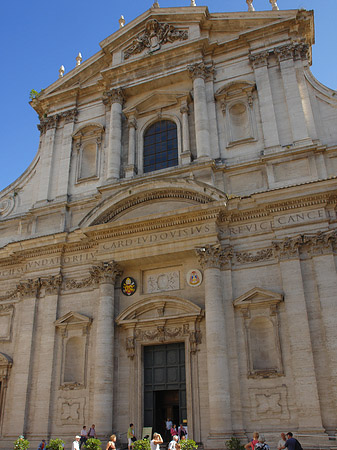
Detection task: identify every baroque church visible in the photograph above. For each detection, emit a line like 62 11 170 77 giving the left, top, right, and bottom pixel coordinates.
1 1 337 449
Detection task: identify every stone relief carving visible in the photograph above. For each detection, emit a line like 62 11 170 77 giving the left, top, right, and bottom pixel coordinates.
249 386 290 420
250 43 310 69
124 19 188 59
0 195 15 218
58 397 85 424
195 244 233 269
147 271 179 293
187 61 214 80
102 88 125 106
235 248 273 264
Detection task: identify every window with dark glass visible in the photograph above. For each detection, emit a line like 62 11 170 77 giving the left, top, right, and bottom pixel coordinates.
143 120 178 173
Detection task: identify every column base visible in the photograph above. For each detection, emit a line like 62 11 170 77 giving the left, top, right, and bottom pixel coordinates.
204 433 233 450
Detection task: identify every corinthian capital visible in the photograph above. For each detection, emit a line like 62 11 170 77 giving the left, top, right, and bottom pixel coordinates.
102 88 125 106
61 108 78 124
40 274 63 295
16 279 40 298
195 244 233 269
249 51 269 68
90 261 122 284
273 236 302 260
187 62 214 80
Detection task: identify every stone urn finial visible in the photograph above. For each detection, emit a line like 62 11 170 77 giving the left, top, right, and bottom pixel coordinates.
59 65 65 78
270 0 279 10
152 1 159 8
119 15 125 28
246 0 255 11
190 0 196 5
76 52 82 66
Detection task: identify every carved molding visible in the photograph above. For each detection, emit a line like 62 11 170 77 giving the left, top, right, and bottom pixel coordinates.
195 244 233 269
124 19 188 59
250 43 310 69
102 88 125 106
187 61 214 80
235 248 274 264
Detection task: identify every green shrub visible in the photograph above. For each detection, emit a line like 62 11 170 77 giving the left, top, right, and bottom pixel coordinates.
225 437 245 450
133 439 151 450
84 438 102 450
14 438 30 450
46 439 65 450
180 439 198 450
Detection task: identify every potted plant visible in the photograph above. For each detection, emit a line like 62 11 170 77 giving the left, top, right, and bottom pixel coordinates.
225 437 245 450
14 437 30 450
84 438 102 450
46 439 65 450
133 439 151 450
180 439 198 450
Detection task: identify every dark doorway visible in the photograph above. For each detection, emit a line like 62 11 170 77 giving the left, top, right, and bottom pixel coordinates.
144 343 186 441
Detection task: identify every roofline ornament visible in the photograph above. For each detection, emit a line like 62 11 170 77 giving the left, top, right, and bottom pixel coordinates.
124 19 188 60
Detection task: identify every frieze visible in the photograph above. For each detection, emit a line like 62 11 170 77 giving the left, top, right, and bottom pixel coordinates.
235 248 274 264
124 19 188 59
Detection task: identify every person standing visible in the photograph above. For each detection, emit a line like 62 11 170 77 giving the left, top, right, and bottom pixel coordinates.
281 432 303 450
88 425 97 439
150 433 163 450
245 432 259 450
170 425 178 438
127 423 136 450
37 440 46 450
255 435 269 450
80 426 88 448
165 418 173 442
178 424 186 441
72 436 81 450
106 434 117 450
168 435 178 450
278 434 286 450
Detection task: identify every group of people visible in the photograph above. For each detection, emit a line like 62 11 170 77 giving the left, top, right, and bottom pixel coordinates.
165 419 187 443
245 431 302 450
72 425 97 450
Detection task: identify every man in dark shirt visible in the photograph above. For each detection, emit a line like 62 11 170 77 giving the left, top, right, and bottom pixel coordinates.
282 432 302 450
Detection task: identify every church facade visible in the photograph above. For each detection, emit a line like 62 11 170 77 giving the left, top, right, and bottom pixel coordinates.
1 3 337 450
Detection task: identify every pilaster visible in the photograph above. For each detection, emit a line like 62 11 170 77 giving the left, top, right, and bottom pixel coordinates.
125 114 137 178
249 51 280 149
195 244 232 444
273 237 324 432
180 102 192 165
103 88 125 180
188 62 213 160
91 261 122 436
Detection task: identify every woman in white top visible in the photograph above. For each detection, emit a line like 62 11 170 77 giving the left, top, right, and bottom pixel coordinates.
150 433 163 450
106 434 116 450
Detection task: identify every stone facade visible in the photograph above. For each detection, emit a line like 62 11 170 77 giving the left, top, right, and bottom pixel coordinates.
1 4 337 450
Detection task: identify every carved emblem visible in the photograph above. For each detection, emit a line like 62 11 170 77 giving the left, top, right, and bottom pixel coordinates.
121 277 137 296
0 196 15 218
186 269 203 287
124 19 188 59
147 271 179 293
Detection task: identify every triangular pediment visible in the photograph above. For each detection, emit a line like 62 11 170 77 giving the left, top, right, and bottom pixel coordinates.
233 287 283 308
124 91 190 116
116 295 203 327
54 311 92 328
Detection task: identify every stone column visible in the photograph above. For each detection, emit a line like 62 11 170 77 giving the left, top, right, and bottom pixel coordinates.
180 101 191 165
56 108 78 201
6 280 39 437
125 114 137 178
103 88 124 180
188 62 213 160
36 115 59 203
273 238 324 432
305 232 337 428
275 44 310 145
91 261 122 436
30 275 62 436
249 51 280 149
195 245 232 444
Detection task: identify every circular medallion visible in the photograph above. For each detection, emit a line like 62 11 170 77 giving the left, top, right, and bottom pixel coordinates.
186 269 203 287
121 277 137 296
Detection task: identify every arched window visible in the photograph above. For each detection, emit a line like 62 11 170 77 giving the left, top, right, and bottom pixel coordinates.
143 120 178 173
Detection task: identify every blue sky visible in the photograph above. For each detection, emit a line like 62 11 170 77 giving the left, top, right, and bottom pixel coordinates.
0 0 336 192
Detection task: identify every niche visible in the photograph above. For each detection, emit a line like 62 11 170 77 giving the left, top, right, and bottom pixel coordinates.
72 124 104 182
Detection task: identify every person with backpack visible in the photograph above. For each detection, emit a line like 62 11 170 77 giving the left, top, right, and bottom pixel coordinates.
281 432 303 450
255 435 269 450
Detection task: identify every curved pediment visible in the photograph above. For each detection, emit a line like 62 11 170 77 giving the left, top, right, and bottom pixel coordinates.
80 179 227 227
116 295 204 327
0 352 13 366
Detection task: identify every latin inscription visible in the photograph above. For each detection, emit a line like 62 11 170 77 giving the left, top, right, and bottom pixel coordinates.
0 252 96 278
100 224 212 251
229 209 328 236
